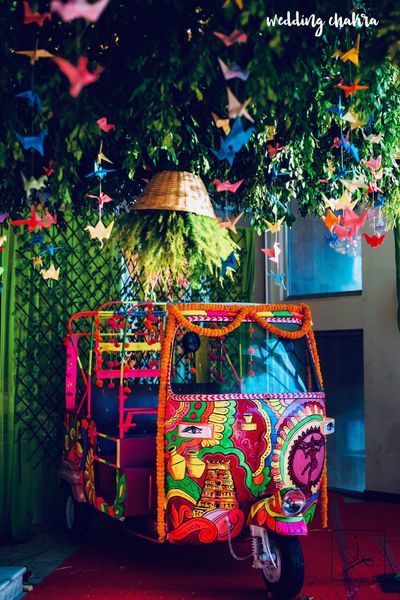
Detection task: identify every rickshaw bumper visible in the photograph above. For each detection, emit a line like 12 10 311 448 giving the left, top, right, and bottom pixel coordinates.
247 488 308 536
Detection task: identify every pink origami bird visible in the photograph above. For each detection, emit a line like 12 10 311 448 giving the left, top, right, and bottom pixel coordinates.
334 224 353 240
217 58 249 81
96 117 115 132
87 192 113 208
50 0 110 22
365 183 383 195
23 1 52 26
213 29 248 46
261 242 281 264
341 207 368 235
213 179 244 193
363 155 382 171
42 210 57 227
227 88 254 122
53 56 103 97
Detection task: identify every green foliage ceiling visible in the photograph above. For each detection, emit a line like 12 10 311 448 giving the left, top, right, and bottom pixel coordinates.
1 0 400 228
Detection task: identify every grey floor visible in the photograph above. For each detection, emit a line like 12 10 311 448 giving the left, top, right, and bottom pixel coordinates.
0 524 78 587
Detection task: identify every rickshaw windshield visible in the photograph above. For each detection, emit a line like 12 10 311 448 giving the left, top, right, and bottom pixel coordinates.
170 320 322 396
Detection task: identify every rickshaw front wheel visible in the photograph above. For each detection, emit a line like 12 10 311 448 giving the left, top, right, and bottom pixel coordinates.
64 486 90 542
261 533 304 599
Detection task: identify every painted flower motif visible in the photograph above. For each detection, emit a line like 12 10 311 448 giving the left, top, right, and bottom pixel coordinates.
84 448 96 506
87 421 96 446
67 441 83 466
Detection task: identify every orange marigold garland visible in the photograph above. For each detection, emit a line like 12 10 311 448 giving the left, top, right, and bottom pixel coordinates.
156 311 177 541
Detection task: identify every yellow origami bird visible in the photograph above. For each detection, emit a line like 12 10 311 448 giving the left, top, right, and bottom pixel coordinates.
339 179 367 193
40 262 60 282
333 34 360 67
264 217 285 234
32 256 43 269
335 190 358 211
85 219 114 248
211 112 230 135
14 48 54 65
342 108 366 130
227 88 254 123
218 212 243 235
0 235 7 247
97 140 113 164
21 172 48 198
223 0 243 8
362 131 383 144
265 125 276 141
322 193 339 212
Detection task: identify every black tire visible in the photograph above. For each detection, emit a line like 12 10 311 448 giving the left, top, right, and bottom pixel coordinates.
64 487 90 542
261 533 304 599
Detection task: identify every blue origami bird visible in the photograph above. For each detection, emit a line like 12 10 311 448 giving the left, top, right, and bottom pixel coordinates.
15 129 47 156
212 117 255 165
374 194 386 208
29 232 45 246
335 165 351 180
270 165 288 182
341 134 360 162
326 232 339 247
327 97 345 117
15 90 43 111
365 112 374 132
40 245 62 257
85 161 116 180
266 191 290 217
221 251 237 277
269 271 286 290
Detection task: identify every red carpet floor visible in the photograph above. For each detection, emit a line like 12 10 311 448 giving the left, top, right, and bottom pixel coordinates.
28 494 400 599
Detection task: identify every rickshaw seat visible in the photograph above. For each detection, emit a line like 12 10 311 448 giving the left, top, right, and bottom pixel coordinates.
91 383 158 436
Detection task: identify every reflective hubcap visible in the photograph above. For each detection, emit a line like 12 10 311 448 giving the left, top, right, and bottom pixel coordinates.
65 495 75 531
263 542 282 583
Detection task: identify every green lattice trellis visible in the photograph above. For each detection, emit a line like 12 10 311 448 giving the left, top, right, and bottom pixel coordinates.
10 220 253 471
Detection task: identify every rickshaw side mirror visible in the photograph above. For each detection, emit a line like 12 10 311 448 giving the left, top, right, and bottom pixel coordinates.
181 331 201 354
321 417 335 435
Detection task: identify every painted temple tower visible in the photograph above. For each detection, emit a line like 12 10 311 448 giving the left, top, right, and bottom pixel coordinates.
193 460 239 517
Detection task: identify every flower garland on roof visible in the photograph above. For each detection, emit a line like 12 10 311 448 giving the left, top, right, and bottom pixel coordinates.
169 303 313 339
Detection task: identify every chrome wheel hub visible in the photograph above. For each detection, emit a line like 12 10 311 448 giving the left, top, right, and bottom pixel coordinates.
65 495 75 530
263 542 281 583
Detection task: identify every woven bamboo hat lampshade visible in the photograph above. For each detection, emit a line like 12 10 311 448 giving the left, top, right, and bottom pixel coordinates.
132 171 216 218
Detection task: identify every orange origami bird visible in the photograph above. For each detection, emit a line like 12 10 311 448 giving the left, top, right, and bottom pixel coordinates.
15 48 54 65
218 212 243 234
322 209 340 232
334 78 369 98
211 112 230 135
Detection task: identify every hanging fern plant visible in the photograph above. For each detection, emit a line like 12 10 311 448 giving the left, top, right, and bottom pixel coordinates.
113 210 237 293
111 171 238 294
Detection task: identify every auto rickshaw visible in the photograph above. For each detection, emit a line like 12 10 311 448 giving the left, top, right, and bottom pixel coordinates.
60 301 334 599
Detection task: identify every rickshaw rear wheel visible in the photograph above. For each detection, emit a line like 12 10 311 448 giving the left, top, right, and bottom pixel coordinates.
261 533 304 599
64 486 90 542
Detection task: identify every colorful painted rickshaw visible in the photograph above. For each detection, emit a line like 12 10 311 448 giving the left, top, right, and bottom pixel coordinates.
61 301 334 599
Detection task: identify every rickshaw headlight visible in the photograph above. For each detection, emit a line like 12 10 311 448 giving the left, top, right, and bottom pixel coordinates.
281 488 306 516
